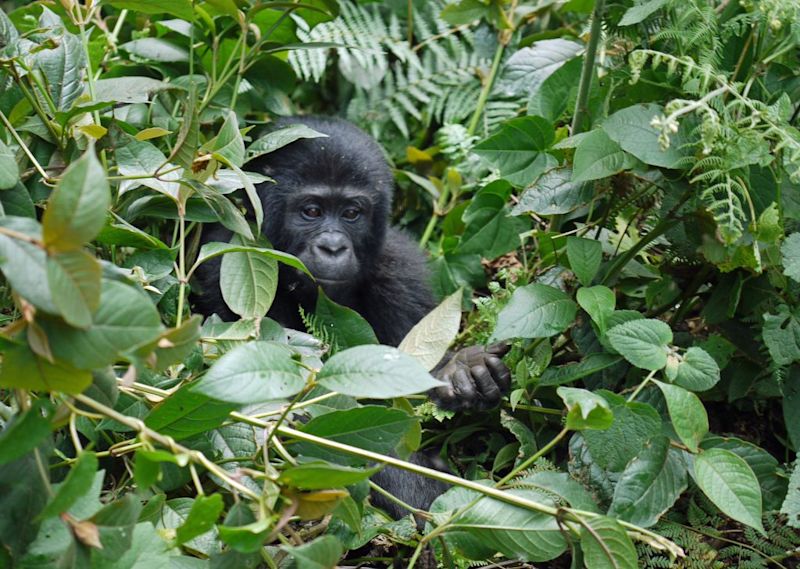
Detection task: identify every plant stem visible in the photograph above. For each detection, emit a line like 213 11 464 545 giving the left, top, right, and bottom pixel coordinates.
570 0 605 134
419 179 451 248
466 40 505 137
0 110 51 182
627 369 657 402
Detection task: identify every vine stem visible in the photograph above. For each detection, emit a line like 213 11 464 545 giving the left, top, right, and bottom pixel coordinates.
0 110 51 182
627 369 658 402
175 210 187 327
570 0 606 134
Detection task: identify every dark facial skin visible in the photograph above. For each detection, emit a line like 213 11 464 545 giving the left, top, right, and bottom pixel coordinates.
280 185 373 298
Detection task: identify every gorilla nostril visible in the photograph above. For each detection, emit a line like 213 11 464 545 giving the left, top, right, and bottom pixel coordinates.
316 243 347 257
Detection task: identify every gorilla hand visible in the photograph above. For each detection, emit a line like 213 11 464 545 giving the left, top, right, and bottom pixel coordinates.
430 343 511 411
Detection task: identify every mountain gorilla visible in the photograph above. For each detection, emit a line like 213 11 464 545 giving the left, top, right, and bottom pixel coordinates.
192 116 511 518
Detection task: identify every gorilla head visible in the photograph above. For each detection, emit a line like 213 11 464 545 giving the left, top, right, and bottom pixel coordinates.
252 118 393 299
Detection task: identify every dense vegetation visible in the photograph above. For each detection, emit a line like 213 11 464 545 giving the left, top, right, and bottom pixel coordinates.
0 0 799 566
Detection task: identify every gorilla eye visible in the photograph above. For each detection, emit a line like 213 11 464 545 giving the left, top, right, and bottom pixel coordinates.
302 205 322 220
342 208 360 221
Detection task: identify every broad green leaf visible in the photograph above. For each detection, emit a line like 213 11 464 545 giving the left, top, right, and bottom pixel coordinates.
398 289 462 370
527 56 583 122
491 284 577 342
293 406 416 467
120 38 189 62
175 494 224 545
281 535 344 569
145 384 235 440
39 451 98 519
47 250 101 329
0 343 91 393
0 139 18 189
619 0 668 25
580 516 637 569
497 39 583 98
474 116 557 186
602 104 687 169
316 345 444 398
781 232 800 282
220 237 278 319
279 462 380 489
194 342 305 404
567 237 603 286
577 286 616 333
667 347 720 391
781 458 800 528
511 167 593 216
572 129 640 182
315 289 379 351
583 394 661 472
92 77 172 104
457 180 528 258
606 319 672 371
116 138 181 199
514 471 600 512
194 241 311 277
762 305 800 366
0 400 52 465
539 353 622 386
1 181 36 218
608 436 688 527
248 124 328 161
103 0 194 19
654 380 708 452
558 387 613 430
147 316 202 372
41 280 163 370
34 32 86 111
0 217 57 313
695 448 764 533
430 486 567 561
43 148 110 251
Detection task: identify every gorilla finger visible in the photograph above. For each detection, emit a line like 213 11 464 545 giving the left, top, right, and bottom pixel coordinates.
470 365 502 405
452 368 477 403
486 357 512 392
486 342 511 357
432 384 457 408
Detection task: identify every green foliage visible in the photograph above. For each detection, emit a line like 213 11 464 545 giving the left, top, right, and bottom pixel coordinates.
0 0 799 566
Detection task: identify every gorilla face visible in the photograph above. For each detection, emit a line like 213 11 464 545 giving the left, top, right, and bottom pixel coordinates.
280 184 373 294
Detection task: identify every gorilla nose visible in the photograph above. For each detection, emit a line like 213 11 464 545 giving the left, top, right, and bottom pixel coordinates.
315 233 349 258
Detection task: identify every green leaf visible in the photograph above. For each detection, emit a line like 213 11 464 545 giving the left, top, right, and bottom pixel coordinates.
92 76 172 104
577 286 616 333
619 0 668 25
175 494 224 545
0 400 52 466
498 39 583 99
39 451 98 519
667 347 720 391
281 535 344 569
527 55 583 122
694 448 765 533
608 436 688 527
103 0 193 19
558 387 614 430
491 283 577 342
145 384 235 440
116 138 181 200
654 380 708 453
398 289 462 370
474 116 557 186
34 32 86 111
539 353 622 386
0 343 92 393
47 250 101 329
120 38 189 62
317 345 444 398
0 139 19 189
568 237 603 287
0 217 57 314
279 462 380 489
1 181 36 218
580 516 638 569
194 241 311 277
511 167 593 216
220 236 278 319
572 129 640 182
602 104 687 169
781 232 800 282
294 407 415 466
248 124 328 161
43 147 111 251
781 457 800 528
762 305 800 366
315 289 379 350
606 319 672 371
194 342 305 404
